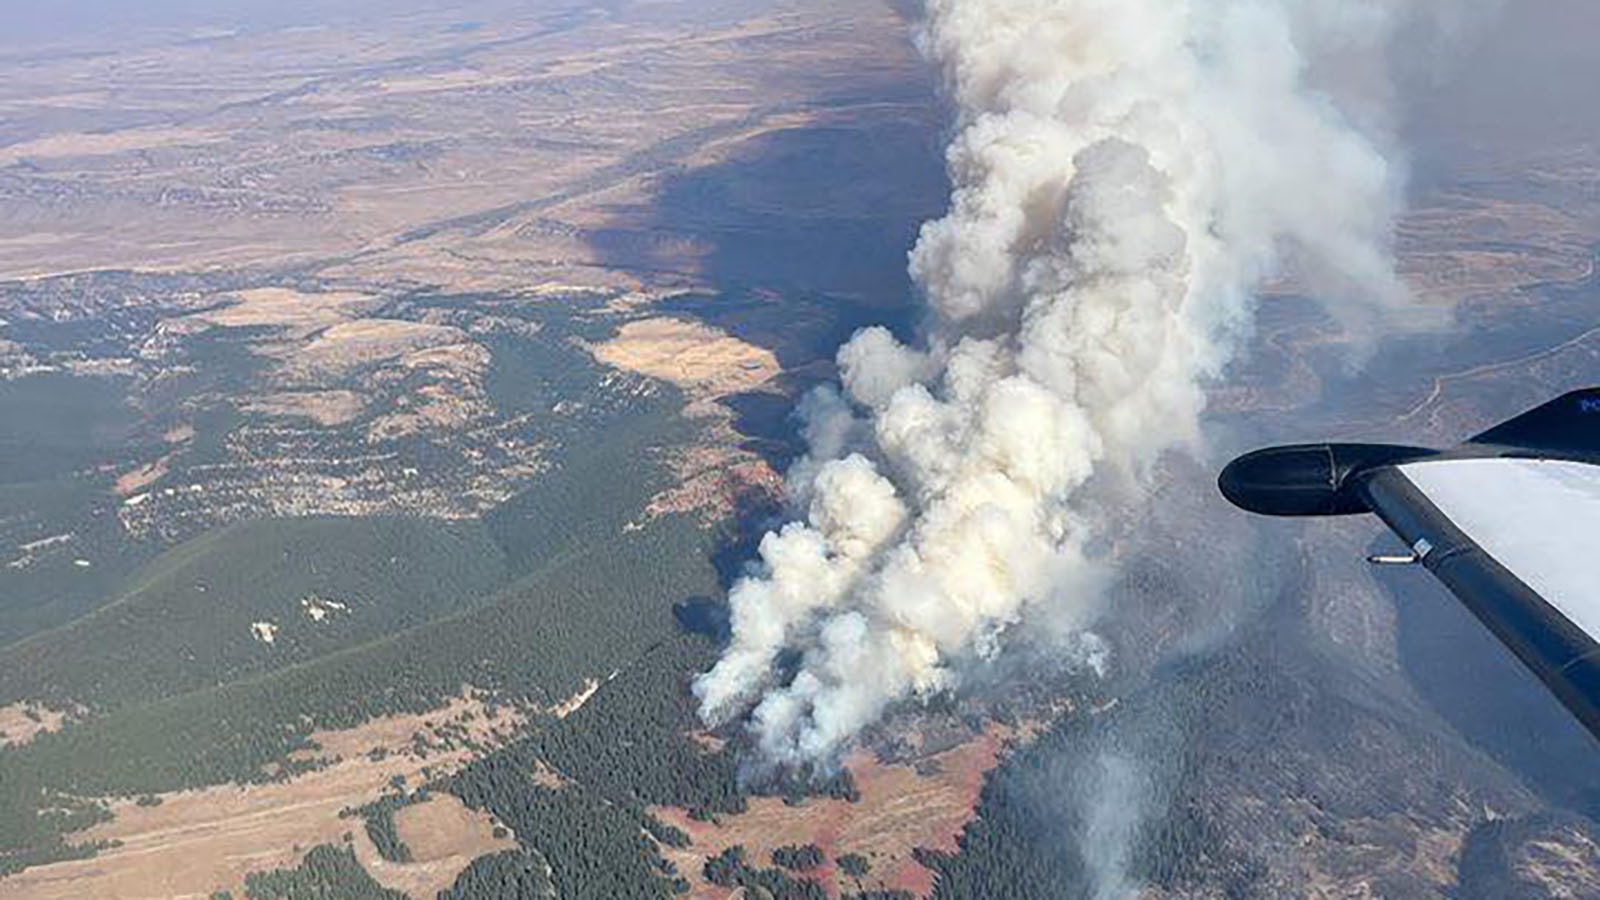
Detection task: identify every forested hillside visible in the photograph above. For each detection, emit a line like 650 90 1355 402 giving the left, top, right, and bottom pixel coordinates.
0 291 743 883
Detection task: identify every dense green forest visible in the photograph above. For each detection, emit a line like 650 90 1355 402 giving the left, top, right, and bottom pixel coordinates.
439 639 728 898
0 374 162 644
702 845 827 899
838 852 872 879
0 486 722 877
917 645 1286 899
0 271 269 644
434 635 879 898
243 845 407 900
437 850 557 899
0 517 512 710
348 793 422 865
772 844 825 871
0 283 889 896
915 699 1148 899
0 288 749 881
509 640 748 813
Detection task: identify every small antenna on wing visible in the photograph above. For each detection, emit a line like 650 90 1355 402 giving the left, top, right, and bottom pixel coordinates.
1366 538 1433 567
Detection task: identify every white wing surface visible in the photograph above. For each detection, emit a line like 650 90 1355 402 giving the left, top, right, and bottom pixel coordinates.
1400 457 1600 642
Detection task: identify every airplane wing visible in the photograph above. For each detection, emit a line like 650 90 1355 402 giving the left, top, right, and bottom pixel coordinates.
1220 388 1600 741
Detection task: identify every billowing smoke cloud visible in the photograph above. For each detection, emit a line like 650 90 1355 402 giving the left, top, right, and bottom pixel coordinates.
695 0 1434 765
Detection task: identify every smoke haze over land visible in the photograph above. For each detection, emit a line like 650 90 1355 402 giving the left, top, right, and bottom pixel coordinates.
695 0 1492 766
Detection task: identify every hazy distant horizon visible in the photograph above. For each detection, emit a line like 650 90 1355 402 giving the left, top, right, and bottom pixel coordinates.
0 0 510 46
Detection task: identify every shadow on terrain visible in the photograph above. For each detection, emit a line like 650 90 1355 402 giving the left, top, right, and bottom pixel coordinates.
582 80 949 383
584 83 950 610
716 389 796 470
584 109 946 309
673 596 731 643
1310 259 1600 819
673 488 781 643
1382 553 1600 818
1279 269 1600 820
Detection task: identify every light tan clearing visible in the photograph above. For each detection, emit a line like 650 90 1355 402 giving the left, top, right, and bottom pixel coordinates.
548 677 605 718
362 343 495 441
654 732 1003 899
14 533 73 556
400 342 492 376
0 702 70 748
114 457 171 497
375 69 524 96
0 232 90 250
595 318 786 525
0 690 524 900
359 793 516 900
592 318 780 401
289 689 526 764
243 390 371 427
186 288 379 334
281 319 472 382
1396 194 1598 306
4 90 113 110
0 127 226 166
1281 806 1484 900
530 761 573 791
163 424 196 444
365 387 491 440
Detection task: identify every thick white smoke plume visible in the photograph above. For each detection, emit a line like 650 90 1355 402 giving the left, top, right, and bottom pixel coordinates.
696 0 1426 764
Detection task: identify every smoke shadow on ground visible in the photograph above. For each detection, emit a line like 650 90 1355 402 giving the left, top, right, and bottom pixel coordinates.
936 484 1551 897
581 88 947 380
584 115 946 310
1099 565 1533 898
1304 263 1600 818
716 389 797 471
1380 546 1600 818
582 87 949 598
673 596 731 643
